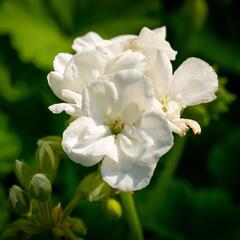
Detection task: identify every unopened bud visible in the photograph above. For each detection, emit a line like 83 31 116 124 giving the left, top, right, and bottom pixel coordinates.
102 198 122 220
9 185 30 215
14 160 33 190
77 172 111 202
36 142 59 181
29 173 52 201
51 203 62 224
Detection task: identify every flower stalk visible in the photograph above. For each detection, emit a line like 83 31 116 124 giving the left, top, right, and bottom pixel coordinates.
61 195 81 224
120 192 144 240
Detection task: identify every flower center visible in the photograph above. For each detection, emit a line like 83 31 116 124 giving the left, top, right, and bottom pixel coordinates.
109 118 125 135
158 95 171 113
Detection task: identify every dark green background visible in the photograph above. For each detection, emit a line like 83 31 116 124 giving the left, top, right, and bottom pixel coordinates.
0 0 239 239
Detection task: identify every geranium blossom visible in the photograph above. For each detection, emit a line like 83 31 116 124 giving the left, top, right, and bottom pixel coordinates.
61 70 173 191
145 49 218 136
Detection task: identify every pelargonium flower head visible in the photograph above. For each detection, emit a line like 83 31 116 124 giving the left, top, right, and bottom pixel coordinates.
48 49 146 116
61 70 173 191
145 49 218 136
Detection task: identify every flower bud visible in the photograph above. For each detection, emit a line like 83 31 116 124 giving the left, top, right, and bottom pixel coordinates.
29 173 52 201
77 172 112 202
36 142 59 181
9 185 30 215
14 160 33 190
102 198 122 220
51 203 62 224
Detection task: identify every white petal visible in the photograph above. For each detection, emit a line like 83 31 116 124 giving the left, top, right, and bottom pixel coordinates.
62 89 82 106
105 50 145 74
82 81 118 123
171 58 218 106
62 117 118 166
133 27 177 60
101 157 157 191
144 49 173 96
138 111 174 163
72 32 106 52
49 103 82 116
53 53 72 74
64 51 107 94
153 26 166 39
118 126 151 162
107 70 154 113
47 71 74 102
121 102 142 124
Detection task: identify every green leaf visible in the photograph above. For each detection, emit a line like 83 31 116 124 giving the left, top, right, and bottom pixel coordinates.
0 0 71 70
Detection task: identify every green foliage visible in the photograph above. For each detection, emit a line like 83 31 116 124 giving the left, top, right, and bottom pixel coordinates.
0 111 22 176
207 127 240 194
140 180 240 240
0 0 71 70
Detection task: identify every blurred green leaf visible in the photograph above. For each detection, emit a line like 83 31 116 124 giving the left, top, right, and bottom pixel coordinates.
207 127 240 194
0 111 22 176
0 0 71 70
0 64 29 102
189 31 240 75
141 180 240 240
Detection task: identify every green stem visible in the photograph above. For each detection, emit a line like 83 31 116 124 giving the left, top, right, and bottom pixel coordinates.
61 196 81 224
120 192 144 240
145 136 186 215
62 225 83 240
38 199 52 228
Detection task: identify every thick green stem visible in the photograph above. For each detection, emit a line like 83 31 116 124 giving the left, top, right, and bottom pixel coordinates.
145 137 186 215
38 199 52 228
61 196 81 224
120 192 144 240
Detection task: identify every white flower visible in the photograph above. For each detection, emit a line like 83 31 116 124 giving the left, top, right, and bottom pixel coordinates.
72 26 177 60
62 70 173 191
48 50 145 116
145 49 218 136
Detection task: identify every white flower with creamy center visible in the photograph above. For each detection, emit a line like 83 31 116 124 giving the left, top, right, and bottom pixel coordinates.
72 26 177 60
145 49 218 136
48 50 145 116
61 70 173 191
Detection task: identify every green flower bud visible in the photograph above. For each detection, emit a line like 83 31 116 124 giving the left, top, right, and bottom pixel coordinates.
14 160 33 190
36 142 59 181
51 203 62 224
102 198 122 220
29 173 52 201
9 185 30 215
77 172 112 202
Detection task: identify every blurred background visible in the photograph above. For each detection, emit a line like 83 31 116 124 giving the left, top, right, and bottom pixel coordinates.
0 0 239 239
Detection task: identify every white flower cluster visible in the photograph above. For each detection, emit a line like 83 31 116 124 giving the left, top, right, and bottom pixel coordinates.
48 26 218 192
